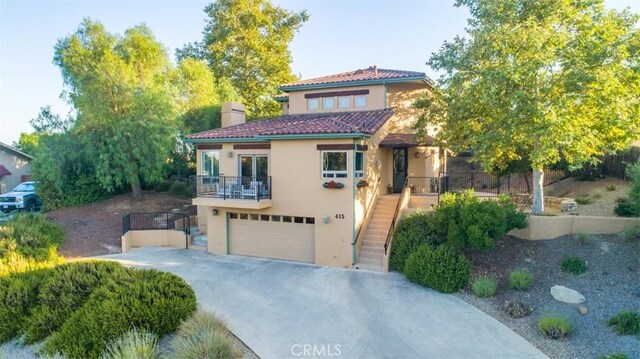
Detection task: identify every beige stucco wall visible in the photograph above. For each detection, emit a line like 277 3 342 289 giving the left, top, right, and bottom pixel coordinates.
386 82 433 134
509 215 640 240
287 85 386 115
0 148 31 194
121 230 188 253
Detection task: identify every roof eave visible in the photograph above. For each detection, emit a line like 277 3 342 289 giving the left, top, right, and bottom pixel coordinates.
185 137 270 144
186 133 370 143
279 76 427 92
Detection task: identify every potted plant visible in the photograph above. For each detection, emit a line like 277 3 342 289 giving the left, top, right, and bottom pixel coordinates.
357 180 369 188
386 183 393 194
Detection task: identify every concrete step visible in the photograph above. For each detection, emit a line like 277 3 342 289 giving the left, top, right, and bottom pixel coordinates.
363 240 386 247
189 244 207 251
360 246 384 256
356 256 382 266
191 235 208 247
354 263 384 272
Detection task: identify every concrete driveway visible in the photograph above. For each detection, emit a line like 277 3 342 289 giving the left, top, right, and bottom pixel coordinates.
101 248 547 359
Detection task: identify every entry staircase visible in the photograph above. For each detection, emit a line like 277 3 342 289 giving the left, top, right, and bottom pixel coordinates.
189 225 208 250
355 195 399 272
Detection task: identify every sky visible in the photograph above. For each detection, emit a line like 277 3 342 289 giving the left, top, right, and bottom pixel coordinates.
0 0 638 145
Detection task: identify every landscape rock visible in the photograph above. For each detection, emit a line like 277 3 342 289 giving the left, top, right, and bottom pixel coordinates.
561 199 578 212
578 305 588 315
551 285 586 304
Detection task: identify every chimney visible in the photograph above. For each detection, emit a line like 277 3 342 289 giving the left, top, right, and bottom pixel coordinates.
373 65 378 77
221 102 246 128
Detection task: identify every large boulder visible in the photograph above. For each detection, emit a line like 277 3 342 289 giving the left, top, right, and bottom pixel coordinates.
551 285 586 304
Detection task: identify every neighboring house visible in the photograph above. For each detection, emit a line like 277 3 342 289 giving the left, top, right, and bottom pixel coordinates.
186 66 445 271
0 142 32 194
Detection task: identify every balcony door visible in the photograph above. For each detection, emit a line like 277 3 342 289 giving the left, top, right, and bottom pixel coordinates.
239 155 268 183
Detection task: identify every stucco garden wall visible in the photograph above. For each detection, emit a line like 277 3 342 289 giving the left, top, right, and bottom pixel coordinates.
509 215 640 240
121 230 188 253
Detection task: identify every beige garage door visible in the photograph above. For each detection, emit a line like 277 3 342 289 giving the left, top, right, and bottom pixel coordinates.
228 214 315 263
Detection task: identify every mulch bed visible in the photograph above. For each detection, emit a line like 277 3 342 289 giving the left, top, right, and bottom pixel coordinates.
456 234 640 359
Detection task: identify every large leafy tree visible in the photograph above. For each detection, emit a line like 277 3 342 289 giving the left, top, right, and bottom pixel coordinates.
417 0 640 213
178 0 308 118
54 19 177 197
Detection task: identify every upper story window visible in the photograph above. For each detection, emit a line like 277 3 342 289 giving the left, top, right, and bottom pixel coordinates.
322 151 347 178
308 98 319 110
338 96 350 109
354 95 367 108
355 151 364 178
202 150 220 176
323 97 334 109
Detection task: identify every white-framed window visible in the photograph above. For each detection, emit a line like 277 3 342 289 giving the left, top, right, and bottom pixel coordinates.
354 94 367 108
355 151 364 178
338 96 350 108
202 150 220 176
322 151 348 178
323 97 335 109
308 98 319 110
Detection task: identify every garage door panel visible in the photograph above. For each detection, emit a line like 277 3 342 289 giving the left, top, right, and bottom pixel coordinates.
229 218 315 263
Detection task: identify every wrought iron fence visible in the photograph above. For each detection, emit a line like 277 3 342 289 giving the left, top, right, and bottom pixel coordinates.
195 176 272 201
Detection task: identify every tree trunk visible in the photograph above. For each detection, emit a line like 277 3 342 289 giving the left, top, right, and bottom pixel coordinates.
130 175 142 198
532 168 545 214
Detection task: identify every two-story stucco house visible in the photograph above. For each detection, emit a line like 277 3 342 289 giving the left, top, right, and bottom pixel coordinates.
186 66 445 271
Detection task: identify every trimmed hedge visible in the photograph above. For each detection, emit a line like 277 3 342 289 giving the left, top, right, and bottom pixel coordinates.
404 245 471 293
389 212 443 271
43 268 197 358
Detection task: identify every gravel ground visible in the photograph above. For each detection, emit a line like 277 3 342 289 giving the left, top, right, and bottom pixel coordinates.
456 234 640 359
545 177 631 216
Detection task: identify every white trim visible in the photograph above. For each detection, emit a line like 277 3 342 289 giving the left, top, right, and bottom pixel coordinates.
321 151 348 179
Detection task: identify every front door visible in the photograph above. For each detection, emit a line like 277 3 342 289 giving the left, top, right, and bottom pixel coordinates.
393 148 408 193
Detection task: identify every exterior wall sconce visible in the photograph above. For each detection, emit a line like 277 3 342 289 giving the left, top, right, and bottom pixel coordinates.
414 151 422 158
322 215 330 224
227 151 234 158
212 208 219 216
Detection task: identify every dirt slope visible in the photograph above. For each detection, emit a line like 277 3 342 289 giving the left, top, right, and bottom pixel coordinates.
46 192 192 258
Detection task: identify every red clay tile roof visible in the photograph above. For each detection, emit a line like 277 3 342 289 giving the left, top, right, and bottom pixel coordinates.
187 109 395 140
280 66 426 90
0 164 11 177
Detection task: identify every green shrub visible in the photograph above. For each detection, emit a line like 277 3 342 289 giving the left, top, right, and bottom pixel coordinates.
156 180 173 192
0 268 53 343
574 193 593 205
606 184 618 191
44 269 197 359
471 276 498 298
100 328 160 359
170 311 236 359
0 213 65 261
616 162 640 217
607 311 640 336
25 261 130 343
431 191 527 251
615 198 637 217
574 232 590 245
622 225 640 241
508 269 534 291
560 256 587 275
404 245 470 293
598 354 630 359
538 314 573 339
389 212 443 271
168 182 193 198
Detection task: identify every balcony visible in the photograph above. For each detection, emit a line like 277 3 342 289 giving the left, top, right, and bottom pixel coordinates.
192 176 272 209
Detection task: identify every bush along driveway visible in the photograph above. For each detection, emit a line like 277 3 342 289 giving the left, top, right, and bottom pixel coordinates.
101 247 547 359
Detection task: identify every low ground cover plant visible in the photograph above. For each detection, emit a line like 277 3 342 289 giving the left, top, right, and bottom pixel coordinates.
0 261 197 359
504 300 533 318
404 244 470 293
0 213 65 276
560 256 588 275
471 276 497 298
508 268 534 290
607 311 640 336
170 311 237 359
598 354 630 359
538 314 573 339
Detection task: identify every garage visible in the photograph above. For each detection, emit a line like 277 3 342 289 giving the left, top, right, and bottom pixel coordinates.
228 212 315 263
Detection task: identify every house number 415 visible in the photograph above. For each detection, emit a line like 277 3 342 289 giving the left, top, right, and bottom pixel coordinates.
335 214 345 219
